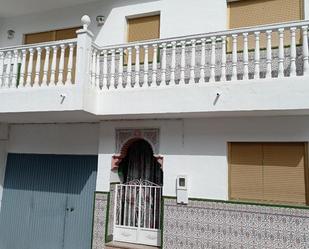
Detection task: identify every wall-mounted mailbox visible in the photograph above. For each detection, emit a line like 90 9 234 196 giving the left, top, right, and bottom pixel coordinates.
176 175 188 204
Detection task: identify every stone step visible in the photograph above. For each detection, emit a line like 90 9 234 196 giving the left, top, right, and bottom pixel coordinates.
105 241 159 249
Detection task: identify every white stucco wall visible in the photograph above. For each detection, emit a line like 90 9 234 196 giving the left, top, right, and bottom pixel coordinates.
7 123 99 155
0 0 227 47
97 116 309 201
305 0 309 19
0 124 8 210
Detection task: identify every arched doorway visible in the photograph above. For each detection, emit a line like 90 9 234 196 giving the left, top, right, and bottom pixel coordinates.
113 139 162 247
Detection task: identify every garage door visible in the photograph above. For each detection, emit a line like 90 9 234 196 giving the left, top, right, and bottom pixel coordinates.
229 142 308 205
0 154 97 249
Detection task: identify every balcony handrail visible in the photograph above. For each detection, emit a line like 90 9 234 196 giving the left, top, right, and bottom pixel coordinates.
0 38 77 52
97 19 309 50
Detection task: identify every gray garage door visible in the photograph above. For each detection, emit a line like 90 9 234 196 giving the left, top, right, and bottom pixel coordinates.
0 154 97 249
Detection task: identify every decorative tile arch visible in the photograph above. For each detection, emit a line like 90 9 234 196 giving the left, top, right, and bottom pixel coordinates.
111 128 163 170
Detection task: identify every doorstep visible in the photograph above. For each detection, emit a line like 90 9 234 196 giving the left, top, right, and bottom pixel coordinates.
105 241 160 249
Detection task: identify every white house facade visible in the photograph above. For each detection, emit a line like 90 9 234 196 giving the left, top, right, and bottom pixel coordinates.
0 0 309 248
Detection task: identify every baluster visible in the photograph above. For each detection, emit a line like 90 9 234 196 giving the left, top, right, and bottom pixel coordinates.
278 28 285 78
243 33 249 80
231 34 238 81
290 27 297 77
42 47 50 86
66 43 74 85
110 49 116 89
266 30 272 79
134 46 140 87
91 49 96 86
302 26 309 75
179 41 186 85
102 50 108 89
0 52 4 87
210 37 216 82
161 43 167 85
19 49 27 87
254 32 260 79
34 47 42 86
4 52 12 88
143 45 149 87
95 51 100 89
151 44 158 87
57 44 66 85
126 47 132 88
199 38 206 83
26 49 34 87
170 42 177 86
118 48 124 88
221 36 227 82
12 50 19 88
50 46 58 86
189 40 196 84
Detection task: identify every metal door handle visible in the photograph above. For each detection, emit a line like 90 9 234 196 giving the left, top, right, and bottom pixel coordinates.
66 207 74 212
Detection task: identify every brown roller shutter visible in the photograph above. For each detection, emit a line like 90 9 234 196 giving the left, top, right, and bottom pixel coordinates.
263 143 306 205
127 15 160 64
229 142 308 205
228 0 304 50
230 143 263 201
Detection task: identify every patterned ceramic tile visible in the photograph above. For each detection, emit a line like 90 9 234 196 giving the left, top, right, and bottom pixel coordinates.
92 192 109 249
163 198 309 249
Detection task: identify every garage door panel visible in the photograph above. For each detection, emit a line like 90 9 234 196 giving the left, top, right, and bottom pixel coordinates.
0 154 97 249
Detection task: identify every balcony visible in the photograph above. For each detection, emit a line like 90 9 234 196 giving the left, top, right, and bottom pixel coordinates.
0 17 309 122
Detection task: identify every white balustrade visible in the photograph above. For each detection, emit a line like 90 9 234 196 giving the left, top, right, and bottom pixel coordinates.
0 39 77 89
1 20 309 91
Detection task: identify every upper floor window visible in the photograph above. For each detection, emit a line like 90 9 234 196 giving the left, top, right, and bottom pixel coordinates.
228 0 304 29
24 27 81 45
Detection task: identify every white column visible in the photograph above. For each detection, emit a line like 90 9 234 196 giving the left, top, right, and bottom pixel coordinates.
266 30 272 79
290 27 297 77
110 49 116 89
118 48 124 88
161 43 167 85
95 51 101 89
50 46 58 86
143 45 149 87
102 50 108 89
66 43 75 85
75 15 94 87
302 26 309 75
243 33 249 80
189 39 196 84
231 34 238 81
126 47 132 88
278 28 285 78
34 47 42 86
42 47 50 86
4 52 12 88
254 32 260 79
12 50 19 88
134 46 140 87
220 36 227 82
19 49 27 87
210 37 216 82
170 41 177 86
199 38 206 83
151 44 158 87
0 52 4 88
179 41 186 85
57 44 66 85
91 49 96 86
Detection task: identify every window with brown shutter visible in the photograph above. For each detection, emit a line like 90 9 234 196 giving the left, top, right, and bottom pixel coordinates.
229 142 308 205
227 0 304 50
126 15 160 64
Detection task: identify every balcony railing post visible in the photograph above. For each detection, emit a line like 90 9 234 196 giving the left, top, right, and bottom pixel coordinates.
75 15 94 88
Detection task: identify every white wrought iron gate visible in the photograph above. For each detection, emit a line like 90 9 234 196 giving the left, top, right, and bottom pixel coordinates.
113 180 162 246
